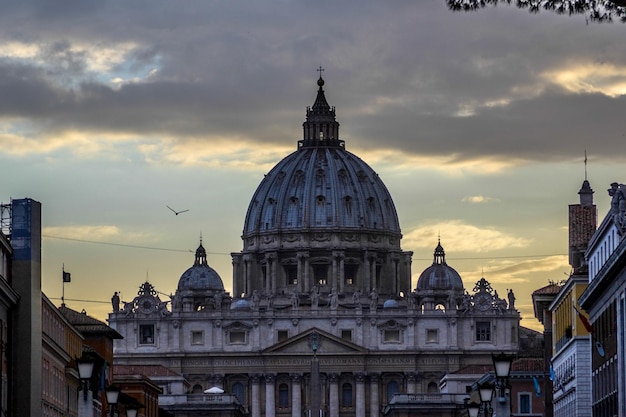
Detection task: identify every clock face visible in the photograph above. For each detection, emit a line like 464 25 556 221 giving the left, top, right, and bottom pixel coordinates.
138 296 156 313
474 293 492 311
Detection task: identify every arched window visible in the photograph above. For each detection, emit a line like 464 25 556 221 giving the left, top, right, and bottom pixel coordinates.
341 383 353 407
278 383 289 408
386 380 399 402
192 384 203 394
232 382 245 404
427 381 439 393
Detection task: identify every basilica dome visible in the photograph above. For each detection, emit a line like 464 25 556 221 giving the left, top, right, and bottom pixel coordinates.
177 243 224 291
232 75 413 299
243 76 400 241
416 242 463 291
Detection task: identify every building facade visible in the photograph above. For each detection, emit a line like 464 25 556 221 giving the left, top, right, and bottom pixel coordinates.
579 182 626 417
548 179 596 417
109 77 522 417
42 294 83 417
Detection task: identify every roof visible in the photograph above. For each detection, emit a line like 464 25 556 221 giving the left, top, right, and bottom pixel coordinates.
532 282 562 296
58 305 123 339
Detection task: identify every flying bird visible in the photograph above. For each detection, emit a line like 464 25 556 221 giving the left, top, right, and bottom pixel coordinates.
167 205 189 216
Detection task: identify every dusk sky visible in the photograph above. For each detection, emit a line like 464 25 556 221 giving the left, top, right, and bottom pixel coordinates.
1 1 625 330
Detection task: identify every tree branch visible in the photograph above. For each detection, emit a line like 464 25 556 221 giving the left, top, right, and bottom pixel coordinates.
445 0 626 22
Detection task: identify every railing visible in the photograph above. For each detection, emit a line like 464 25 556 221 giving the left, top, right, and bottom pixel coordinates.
186 394 241 404
388 393 460 404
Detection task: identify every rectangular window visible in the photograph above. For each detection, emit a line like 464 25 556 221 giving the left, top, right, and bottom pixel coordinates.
139 324 155 345
191 331 203 345
344 263 358 287
519 393 531 414
341 329 352 341
426 329 438 343
384 330 400 343
229 331 246 344
285 265 298 285
476 321 491 341
277 330 289 342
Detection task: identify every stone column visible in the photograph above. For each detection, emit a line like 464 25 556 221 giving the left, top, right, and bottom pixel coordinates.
232 256 240 298
251 375 261 417
370 254 377 291
355 373 366 417
339 255 345 293
363 254 371 293
270 253 277 292
304 254 310 292
291 374 302 417
332 253 338 289
265 259 271 292
328 374 339 417
265 374 276 417
406 373 417 394
369 373 379 417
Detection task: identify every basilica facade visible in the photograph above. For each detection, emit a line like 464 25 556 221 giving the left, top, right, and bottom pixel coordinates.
109 77 521 417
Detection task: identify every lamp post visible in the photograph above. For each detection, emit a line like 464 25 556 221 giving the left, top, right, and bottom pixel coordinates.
492 352 514 417
76 357 95 401
126 406 138 417
76 356 96 417
477 381 494 417
105 385 121 417
466 401 481 417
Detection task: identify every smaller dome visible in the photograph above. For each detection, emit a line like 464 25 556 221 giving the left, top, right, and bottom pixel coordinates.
383 299 399 309
177 243 224 291
416 242 463 292
231 299 251 310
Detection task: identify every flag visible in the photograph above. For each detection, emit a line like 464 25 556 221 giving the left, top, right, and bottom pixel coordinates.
573 305 593 333
533 376 542 397
549 364 555 382
63 271 71 283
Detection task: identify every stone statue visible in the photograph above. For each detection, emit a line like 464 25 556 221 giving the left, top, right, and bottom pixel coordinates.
266 293 274 309
251 290 260 309
329 287 339 310
369 288 378 310
310 286 319 308
291 290 299 310
111 292 120 312
459 291 471 314
122 301 133 316
172 293 182 311
352 289 361 306
507 289 516 310
609 182 626 235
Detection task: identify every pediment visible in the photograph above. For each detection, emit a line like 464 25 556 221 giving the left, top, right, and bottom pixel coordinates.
263 327 367 355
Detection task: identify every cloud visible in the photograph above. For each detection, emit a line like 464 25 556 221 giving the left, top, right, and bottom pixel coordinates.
459 255 570 285
43 225 153 243
403 221 531 252
0 2 625 168
461 195 500 204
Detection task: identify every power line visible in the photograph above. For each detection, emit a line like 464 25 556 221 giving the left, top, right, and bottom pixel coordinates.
49 297 109 304
44 234 566 261
43 234 231 256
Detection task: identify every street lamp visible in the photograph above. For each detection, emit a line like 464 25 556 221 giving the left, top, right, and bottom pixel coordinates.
76 357 95 401
466 401 481 417
105 385 121 417
477 382 494 417
126 406 138 417
492 352 514 417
